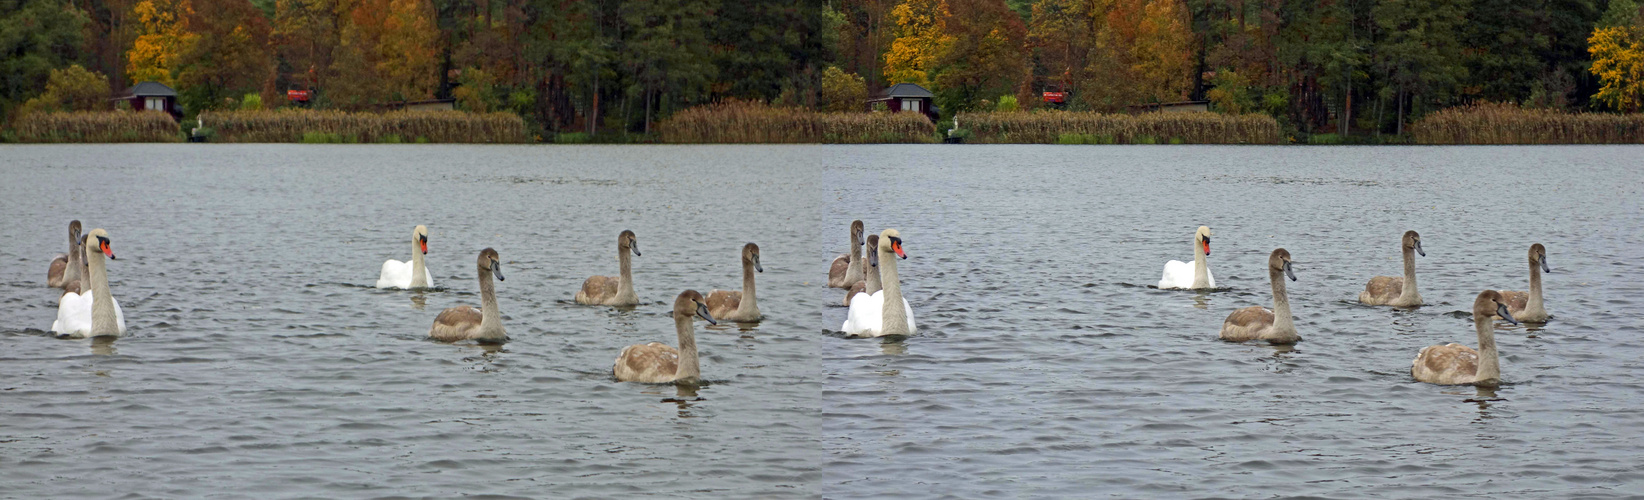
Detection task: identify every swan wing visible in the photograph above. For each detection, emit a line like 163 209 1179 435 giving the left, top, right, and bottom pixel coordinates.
842 291 885 336
52 291 93 335
377 259 412 289
901 297 916 334
1159 260 1193 289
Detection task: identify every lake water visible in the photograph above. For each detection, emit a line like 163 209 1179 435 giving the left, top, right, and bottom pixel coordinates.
3 144 1642 498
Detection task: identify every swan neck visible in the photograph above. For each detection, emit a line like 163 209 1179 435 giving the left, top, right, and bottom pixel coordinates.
1528 260 1544 308
1270 267 1295 331
477 269 503 337
738 258 758 315
1401 246 1419 295
865 259 883 295
675 315 700 381
1192 242 1209 288
86 247 117 335
879 246 909 336
410 239 427 288
67 238 84 283
617 247 635 296
1475 315 1501 385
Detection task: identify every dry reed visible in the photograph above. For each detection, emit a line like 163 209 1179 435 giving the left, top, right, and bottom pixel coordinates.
13 111 181 143
204 109 528 143
962 110 1280 144
658 101 937 144
1411 102 1644 144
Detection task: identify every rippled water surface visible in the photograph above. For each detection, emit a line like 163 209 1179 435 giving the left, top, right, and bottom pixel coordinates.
1 145 820 498
822 145 1644 498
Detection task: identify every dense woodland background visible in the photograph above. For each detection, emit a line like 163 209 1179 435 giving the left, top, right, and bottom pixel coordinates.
4 0 1644 139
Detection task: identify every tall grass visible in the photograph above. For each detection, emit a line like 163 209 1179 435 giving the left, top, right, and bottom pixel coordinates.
963 110 1280 144
204 109 528 143
658 101 937 144
1411 102 1644 144
13 111 181 143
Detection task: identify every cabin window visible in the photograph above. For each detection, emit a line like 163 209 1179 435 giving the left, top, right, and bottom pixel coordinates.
901 98 921 113
145 97 164 111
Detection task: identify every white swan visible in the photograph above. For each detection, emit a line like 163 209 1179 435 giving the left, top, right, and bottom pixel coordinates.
843 229 915 337
1159 226 1214 289
1497 243 1550 322
428 248 505 343
52 228 126 338
377 225 433 289
1359 230 1424 306
1219 249 1298 344
1412 290 1516 386
613 290 717 384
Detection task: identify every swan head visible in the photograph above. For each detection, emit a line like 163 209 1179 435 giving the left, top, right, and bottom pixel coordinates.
850 220 865 243
743 242 762 272
477 248 503 281
879 229 905 259
413 225 428 254
69 220 82 245
1270 248 1295 281
619 230 640 257
1475 290 1516 325
1530 243 1550 273
1403 230 1424 257
1195 226 1211 256
675 290 716 325
865 235 880 268
85 228 115 260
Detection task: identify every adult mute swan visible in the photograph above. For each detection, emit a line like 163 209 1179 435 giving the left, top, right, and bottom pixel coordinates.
1220 249 1299 344
843 235 881 307
1359 230 1424 306
842 229 915 338
52 229 126 338
47 220 83 289
1497 243 1551 323
1412 290 1516 387
377 225 433 289
1159 226 1214 289
828 220 866 288
706 243 763 322
613 290 717 384
576 229 640 306
428 248 506 343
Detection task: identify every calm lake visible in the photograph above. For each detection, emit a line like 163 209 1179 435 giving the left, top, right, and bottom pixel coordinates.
3 144 1642 498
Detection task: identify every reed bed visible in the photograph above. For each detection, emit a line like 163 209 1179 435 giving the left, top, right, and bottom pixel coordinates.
962 110 1280 144
658 101 937 144
1411 102 1644 144
13 111 181 143
204 110 528 143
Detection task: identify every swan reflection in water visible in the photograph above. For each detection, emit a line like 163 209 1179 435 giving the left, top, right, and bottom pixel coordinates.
90 336 118 356
664 384 705 419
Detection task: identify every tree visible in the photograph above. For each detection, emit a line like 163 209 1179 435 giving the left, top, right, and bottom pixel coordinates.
883 0 952 87
18 65 114 115
328 0 440 107
1589 25 1644 111
1 0 90 120
126 0 197 86
1374 0 1469 134
177 0 275 112
820 65 869 111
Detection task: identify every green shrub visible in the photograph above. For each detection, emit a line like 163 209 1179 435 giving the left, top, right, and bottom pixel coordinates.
241 93 263 110
997 95 1019 113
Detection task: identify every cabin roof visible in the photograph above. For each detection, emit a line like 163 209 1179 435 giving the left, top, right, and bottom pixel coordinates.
873 83 934 100
127 81 177 97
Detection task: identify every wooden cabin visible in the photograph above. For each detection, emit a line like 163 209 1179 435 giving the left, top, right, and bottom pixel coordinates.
123 81 182 120
868 83 939 122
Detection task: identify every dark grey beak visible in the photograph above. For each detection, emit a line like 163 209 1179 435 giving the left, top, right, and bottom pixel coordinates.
753 255 763 273
1540 257 1551 273
696 303 717 325
1415 240 1425 257
1497 303 1518 325
630 241 640 257
868 247 879 268
491 260 505 281
1283 260 1296 281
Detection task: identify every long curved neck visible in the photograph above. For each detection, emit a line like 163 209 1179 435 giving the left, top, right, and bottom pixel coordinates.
1474 314 1500 386
675 314 700 381
737 258 759 316
67 238 83 283
86 246 117 335
1266 266 1296 342
1400 246 1419 299
1527 259 1544 310
845 232 863 281
879 246 909 336
617 246 635 298
409 239 427 288
1191 239 1210 288
865 260 882 295
476 268 504 339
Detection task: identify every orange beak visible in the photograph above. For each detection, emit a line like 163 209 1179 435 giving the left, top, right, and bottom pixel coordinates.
893 241 906 259
101 241 116 260
420 240 428 254
1202 240 1210 256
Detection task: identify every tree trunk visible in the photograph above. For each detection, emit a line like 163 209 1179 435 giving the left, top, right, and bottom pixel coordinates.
1396 88 1404 137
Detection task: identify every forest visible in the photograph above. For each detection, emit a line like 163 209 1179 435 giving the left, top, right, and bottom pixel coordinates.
4 0 1644 140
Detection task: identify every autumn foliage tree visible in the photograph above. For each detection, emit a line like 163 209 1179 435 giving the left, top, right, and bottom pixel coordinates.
327 0 439 108
1590 0 1644 112
883 0 1027 112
